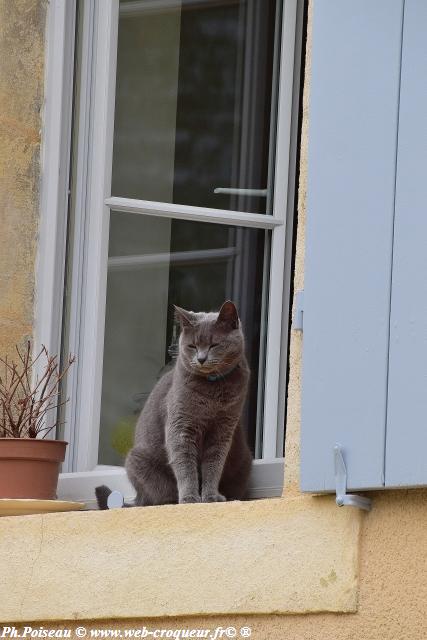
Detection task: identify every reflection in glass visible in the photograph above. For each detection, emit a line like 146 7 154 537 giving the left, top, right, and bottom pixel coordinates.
112 0 281 213
98 213 269 465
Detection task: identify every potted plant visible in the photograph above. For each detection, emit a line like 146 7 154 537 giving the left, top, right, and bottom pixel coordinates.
0 342 74 500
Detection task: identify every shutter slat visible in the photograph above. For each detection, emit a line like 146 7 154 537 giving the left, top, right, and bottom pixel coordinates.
301 0 404 492
386 0 427 487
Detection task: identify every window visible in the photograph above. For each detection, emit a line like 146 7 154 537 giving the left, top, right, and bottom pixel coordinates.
41 0 303 505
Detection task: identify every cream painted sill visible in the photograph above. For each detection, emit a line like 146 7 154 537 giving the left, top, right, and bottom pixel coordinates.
0 495 361 622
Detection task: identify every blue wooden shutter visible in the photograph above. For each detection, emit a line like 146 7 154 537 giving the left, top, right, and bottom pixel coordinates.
301 1 404 491
385 0 427 488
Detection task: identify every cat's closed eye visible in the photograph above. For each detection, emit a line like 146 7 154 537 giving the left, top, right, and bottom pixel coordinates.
209 343 219 349
188 344 196 349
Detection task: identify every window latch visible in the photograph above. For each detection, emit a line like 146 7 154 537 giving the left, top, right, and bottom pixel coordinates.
334 445 372 511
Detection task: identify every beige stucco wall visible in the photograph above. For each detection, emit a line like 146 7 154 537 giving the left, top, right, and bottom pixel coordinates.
0 0 46 357
0 1 426 639
13 489 421 640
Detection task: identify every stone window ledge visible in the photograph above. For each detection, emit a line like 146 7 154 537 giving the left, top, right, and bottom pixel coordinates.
1 495 361 622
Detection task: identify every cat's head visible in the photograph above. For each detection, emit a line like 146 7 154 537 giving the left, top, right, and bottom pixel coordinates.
174 301 245 377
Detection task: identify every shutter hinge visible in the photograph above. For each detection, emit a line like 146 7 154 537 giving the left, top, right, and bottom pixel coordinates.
334 445 372 511
292 289 304 331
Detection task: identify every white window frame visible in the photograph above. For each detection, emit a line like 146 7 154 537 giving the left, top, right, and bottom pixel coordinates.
38 0 303 506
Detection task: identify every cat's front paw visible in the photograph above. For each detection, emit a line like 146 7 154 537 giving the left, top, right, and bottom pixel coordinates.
202 492 226 503
180 494 201 504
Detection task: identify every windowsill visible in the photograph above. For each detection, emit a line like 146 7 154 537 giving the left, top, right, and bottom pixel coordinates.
57 459 286 508
0 494 362 622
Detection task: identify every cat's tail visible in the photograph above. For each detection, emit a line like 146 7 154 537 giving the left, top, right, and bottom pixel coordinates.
95 484 112 510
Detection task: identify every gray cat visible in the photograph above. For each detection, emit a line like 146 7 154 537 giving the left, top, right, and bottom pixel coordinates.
96 300 252 508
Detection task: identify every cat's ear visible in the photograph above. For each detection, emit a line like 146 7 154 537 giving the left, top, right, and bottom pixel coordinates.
216 300 239 331
174 305 194 329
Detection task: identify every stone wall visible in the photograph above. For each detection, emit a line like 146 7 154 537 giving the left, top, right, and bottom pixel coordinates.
0 0 47 357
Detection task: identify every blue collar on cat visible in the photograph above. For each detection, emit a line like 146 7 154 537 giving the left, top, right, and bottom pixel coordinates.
206 364 239 382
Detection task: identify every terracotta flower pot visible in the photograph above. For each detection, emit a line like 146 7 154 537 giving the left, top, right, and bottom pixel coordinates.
0 438 67 500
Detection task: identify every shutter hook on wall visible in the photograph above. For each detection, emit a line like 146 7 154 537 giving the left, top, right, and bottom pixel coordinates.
334 445 372 511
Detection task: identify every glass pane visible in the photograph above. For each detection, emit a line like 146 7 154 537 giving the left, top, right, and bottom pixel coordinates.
98 212 269 465
112 0 282 214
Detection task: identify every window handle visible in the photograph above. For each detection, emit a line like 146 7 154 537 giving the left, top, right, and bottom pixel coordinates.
213 187 268 197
